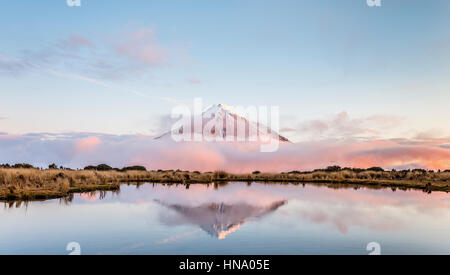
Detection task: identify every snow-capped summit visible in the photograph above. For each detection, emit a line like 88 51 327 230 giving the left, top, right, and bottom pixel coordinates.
202 103 239 117
156 103 290 144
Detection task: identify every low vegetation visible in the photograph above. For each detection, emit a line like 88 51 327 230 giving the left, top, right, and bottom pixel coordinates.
0 164 449 201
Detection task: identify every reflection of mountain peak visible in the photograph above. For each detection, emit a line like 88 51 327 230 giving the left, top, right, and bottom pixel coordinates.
156 200 286 239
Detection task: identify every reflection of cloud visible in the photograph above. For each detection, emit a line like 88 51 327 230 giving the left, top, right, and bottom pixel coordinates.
156 229 201 244
156 200 286 239
79 192 100 202
280 185 450 235
295 201 404 234
70 182 450 238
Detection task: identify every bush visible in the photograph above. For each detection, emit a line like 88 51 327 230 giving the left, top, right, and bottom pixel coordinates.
367 167 384 172
325 166 342 172
412 169 427 173
12 163 35 169
48 163 58 169
83 164 113 171
122 166 147 171
252 171 261 175
96 164 113 171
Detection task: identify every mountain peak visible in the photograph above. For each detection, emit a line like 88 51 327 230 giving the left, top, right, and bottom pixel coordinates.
203 103 238 117
156 103 291 144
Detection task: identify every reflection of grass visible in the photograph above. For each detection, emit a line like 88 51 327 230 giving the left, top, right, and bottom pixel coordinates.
1 168 450 200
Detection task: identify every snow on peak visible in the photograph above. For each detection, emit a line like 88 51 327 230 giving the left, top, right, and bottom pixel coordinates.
156 103 290 145
202 103 239 117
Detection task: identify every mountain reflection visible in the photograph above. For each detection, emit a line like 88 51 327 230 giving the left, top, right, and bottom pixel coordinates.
155 199 286 239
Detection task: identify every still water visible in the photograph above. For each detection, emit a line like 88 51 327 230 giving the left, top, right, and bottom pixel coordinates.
1 182 450 255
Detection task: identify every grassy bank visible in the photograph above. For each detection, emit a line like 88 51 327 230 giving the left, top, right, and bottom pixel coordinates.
1 168 450 201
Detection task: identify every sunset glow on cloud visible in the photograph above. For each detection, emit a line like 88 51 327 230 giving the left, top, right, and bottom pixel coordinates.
0 133 448 171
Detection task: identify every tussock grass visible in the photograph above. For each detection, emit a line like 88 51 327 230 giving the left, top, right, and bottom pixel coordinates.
1 168 450 201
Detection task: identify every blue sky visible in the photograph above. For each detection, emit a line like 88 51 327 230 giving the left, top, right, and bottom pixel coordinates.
1 0 450 139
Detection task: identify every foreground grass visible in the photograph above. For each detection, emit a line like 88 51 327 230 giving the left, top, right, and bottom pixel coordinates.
1 168 450 201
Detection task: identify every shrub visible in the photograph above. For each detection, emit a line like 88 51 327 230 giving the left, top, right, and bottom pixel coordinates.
412 169 427 173
122 166 147 171
367 167 384 172
325 166 341 172
96 164 113 171
48 163 58 169
252 171 261 175
12 163 35 169
83 164 113 171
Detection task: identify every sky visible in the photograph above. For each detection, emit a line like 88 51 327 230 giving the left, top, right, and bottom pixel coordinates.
1 0 450 170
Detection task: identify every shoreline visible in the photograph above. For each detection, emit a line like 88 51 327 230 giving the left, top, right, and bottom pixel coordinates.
1 168 449 201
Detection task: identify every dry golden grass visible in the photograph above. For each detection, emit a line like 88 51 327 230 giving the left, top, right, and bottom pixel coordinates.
1 168 449 200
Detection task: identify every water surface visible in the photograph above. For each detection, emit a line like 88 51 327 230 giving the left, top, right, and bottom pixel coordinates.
1 182 450 255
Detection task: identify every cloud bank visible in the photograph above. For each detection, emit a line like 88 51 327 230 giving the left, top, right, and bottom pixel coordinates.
0 132 449 172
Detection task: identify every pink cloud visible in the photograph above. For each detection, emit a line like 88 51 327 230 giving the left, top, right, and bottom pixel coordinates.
74 136 102 152
61 35 94 49
115 28 169 66
127 139 450 172
295 111 404 140
187 77 201 85
0 133 449 172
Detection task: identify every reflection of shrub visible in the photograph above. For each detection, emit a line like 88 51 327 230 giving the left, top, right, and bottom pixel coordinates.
214 171 228 179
